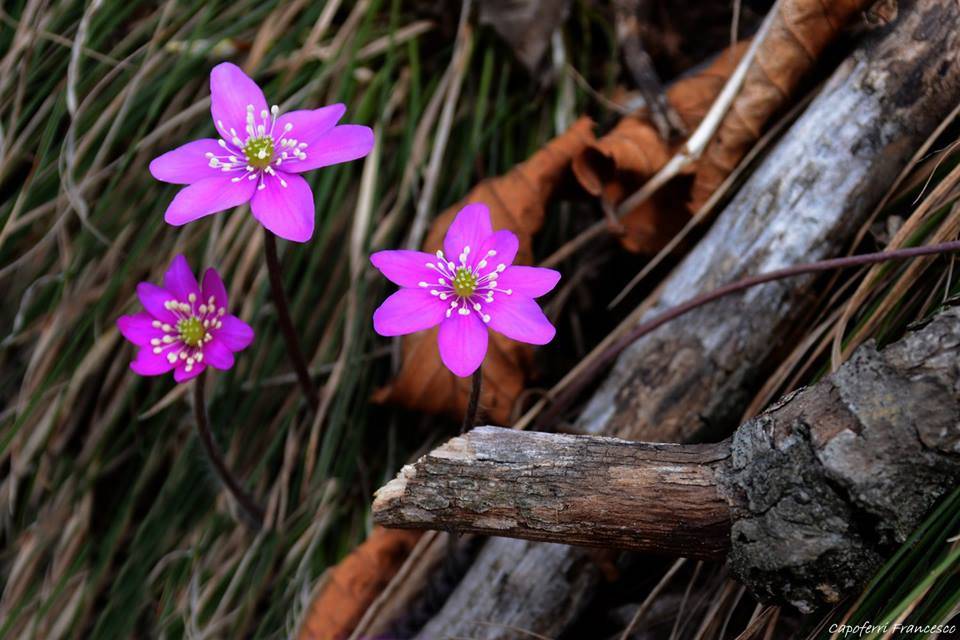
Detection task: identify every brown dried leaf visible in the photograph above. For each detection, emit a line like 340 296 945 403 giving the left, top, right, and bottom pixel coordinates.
373 117 595 424
571 41 750 253
296 527 422 640
690 0 872 209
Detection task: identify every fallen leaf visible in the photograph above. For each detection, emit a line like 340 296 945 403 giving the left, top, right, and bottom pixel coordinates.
571 41 750 253
296 527 422 640
374 117 595 425
690 0 872 208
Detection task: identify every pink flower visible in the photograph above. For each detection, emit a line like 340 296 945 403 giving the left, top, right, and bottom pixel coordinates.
370 203 560 377
149 63 374 243
117 255 254 383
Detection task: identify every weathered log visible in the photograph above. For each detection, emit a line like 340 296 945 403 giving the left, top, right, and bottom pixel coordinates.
375 308 960 612
375 429 731 558
407 2 960 637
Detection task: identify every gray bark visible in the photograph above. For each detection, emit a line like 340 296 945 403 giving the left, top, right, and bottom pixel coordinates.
377 309 960 613
413 2 960 637
721 307 960 612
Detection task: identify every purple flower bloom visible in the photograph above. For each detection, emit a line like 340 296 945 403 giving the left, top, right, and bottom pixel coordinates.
117 255 254 383
149 63 374 243
370 203 560 377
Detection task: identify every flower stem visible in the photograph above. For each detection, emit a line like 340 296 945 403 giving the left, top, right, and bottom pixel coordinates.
193 372 265 529
539 239 960 426
263 229 320 412
462 368 483 433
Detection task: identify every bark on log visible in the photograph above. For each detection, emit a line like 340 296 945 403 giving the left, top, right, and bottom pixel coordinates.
408 2 960 637
375 430 731 559
375 308 960 612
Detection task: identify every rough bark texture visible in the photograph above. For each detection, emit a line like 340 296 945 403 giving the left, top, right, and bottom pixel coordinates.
377 309 960 614
720 307 960 612
413 2 960 637
375 428 731 558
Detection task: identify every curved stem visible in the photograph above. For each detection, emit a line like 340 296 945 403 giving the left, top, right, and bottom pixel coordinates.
462 368 482 433
193 372 265 529
263 229 319 411
538 240 960 426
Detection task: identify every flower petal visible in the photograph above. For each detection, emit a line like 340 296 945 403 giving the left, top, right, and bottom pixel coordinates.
201 268 229 310
443 203 493 261
370 250 437 288
283 125 374 174
476 230 519 270
164 255 201 303
486 294 556 345
174 363 206 383
217 315 254 351
117 312 162 346
210 62 268 139
275 104 346 147
164 175 256 226
496 266 561 298
149 139 224 185
373 289 447 337
250 171 315 242
204 338 235 370
136 282 177 323
438 311 489 377
130 347 176 376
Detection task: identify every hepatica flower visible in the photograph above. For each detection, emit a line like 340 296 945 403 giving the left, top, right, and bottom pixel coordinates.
371 203 560 377
117 255 254 382
149 63 374 242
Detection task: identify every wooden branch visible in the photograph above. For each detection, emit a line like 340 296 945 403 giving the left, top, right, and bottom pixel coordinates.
374 429 731 559
375 308 960 612
398 1 960 636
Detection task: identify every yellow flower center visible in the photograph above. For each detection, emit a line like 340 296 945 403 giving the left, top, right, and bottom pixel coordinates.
178 317 206 347
453 267 477 297
243 136 275 169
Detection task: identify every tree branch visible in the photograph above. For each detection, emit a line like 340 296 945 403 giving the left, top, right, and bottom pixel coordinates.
374 307 960 611
374 427 731 559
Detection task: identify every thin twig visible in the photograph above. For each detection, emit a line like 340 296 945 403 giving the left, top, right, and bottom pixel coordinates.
606 86 819 309
539 0 782 269
193 372 265 530
538 240 960 426
263 230 320 412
